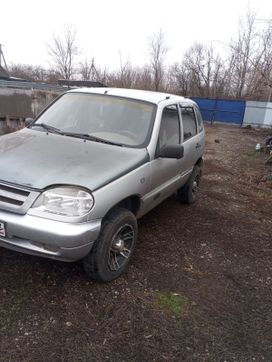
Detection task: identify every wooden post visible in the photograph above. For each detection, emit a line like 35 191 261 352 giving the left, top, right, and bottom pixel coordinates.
5 115 11 133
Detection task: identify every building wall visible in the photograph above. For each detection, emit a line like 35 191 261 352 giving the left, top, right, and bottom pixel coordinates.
243 101 272 127
264 102 272 127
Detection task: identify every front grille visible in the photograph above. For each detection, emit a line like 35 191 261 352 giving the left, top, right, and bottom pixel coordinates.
0 184 30 206
0 184 30 196
0 182 40 214
0 196 24 206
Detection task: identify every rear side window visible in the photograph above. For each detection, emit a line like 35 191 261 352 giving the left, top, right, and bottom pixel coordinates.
158 105 180 149
195 106 204 132
180 106 197 141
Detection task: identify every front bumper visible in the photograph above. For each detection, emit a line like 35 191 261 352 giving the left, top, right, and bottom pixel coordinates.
0 210 102 262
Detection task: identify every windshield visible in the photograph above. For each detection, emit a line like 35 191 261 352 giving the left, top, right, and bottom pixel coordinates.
34 93 156 147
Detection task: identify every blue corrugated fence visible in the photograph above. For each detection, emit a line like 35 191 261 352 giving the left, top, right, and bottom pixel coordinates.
191 97 246 125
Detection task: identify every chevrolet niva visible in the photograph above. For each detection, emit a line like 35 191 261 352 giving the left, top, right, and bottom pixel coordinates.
0 88 204 281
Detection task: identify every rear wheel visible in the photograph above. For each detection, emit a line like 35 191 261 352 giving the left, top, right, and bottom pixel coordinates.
177 165 201 204
83 207 137 281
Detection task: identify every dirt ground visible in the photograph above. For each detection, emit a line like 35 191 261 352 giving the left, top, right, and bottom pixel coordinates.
0 123 271 362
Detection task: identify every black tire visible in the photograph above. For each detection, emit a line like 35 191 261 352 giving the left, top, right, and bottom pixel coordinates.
83 207 138 282
177 165 201 204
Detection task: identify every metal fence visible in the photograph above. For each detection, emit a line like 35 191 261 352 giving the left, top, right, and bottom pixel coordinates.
191 97 246 125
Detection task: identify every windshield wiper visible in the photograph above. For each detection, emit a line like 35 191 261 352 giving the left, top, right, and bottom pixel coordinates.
29 124 124 146
63 132 125 147
29 123 65 135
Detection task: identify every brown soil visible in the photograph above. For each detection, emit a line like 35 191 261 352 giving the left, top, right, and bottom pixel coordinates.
0 124 271 361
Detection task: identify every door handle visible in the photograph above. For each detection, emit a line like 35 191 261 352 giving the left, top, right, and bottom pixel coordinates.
195 143 201 149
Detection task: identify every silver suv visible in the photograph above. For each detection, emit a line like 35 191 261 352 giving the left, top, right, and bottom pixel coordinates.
0 88 204 281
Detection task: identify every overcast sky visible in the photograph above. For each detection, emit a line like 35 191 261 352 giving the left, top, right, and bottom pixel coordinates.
1 0 271 70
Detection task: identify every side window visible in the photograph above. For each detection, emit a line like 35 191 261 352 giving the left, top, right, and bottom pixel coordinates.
180 106 197 141
158 105 180 150
195 106 204 132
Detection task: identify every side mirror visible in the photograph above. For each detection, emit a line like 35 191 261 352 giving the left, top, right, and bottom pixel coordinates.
158 144 184 159
25 117 34 126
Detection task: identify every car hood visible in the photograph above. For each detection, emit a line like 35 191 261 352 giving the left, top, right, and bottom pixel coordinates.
0 129 149 190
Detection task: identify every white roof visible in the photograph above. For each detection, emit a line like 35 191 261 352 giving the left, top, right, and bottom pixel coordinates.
69 87 194 105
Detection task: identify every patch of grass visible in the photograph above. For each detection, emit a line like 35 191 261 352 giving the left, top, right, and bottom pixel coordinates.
0 297 26 326
0 284 32 326
158 292 188 316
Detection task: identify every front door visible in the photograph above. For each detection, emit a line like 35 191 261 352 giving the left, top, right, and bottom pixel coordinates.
142 104 187 212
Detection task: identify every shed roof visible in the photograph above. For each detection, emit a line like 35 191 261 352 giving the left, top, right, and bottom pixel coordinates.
58 79 105 87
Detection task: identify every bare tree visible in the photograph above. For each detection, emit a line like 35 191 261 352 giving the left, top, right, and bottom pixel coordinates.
168 63 190 95
148 29 168 91
227 9 258 98
9 63 47 82
47 24 78 80
259 23 272 100
7 8 271 101
222 9 272 100
95 66 109 85
78 59 92 81
133 66 153 90
180 42 225 97
99 64 154 91
106 54 139 89
115 54 135 88
247 21 272 100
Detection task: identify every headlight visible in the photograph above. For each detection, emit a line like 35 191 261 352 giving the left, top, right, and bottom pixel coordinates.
31 187 94 217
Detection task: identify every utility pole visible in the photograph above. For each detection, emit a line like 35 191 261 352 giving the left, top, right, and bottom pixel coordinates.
0 44 9 71
90 58 99 81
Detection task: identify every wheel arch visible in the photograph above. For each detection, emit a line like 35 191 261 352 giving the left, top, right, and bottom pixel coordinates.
103 195 141 221
195 157 203 168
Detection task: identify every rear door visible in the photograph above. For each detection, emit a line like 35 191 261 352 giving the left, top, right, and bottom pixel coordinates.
179 104 204 172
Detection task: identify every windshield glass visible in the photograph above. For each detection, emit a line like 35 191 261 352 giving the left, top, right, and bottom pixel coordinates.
34 93 156 147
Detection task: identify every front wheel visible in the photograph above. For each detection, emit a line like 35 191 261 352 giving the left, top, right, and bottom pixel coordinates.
83 207 137 281
177 165 201 204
